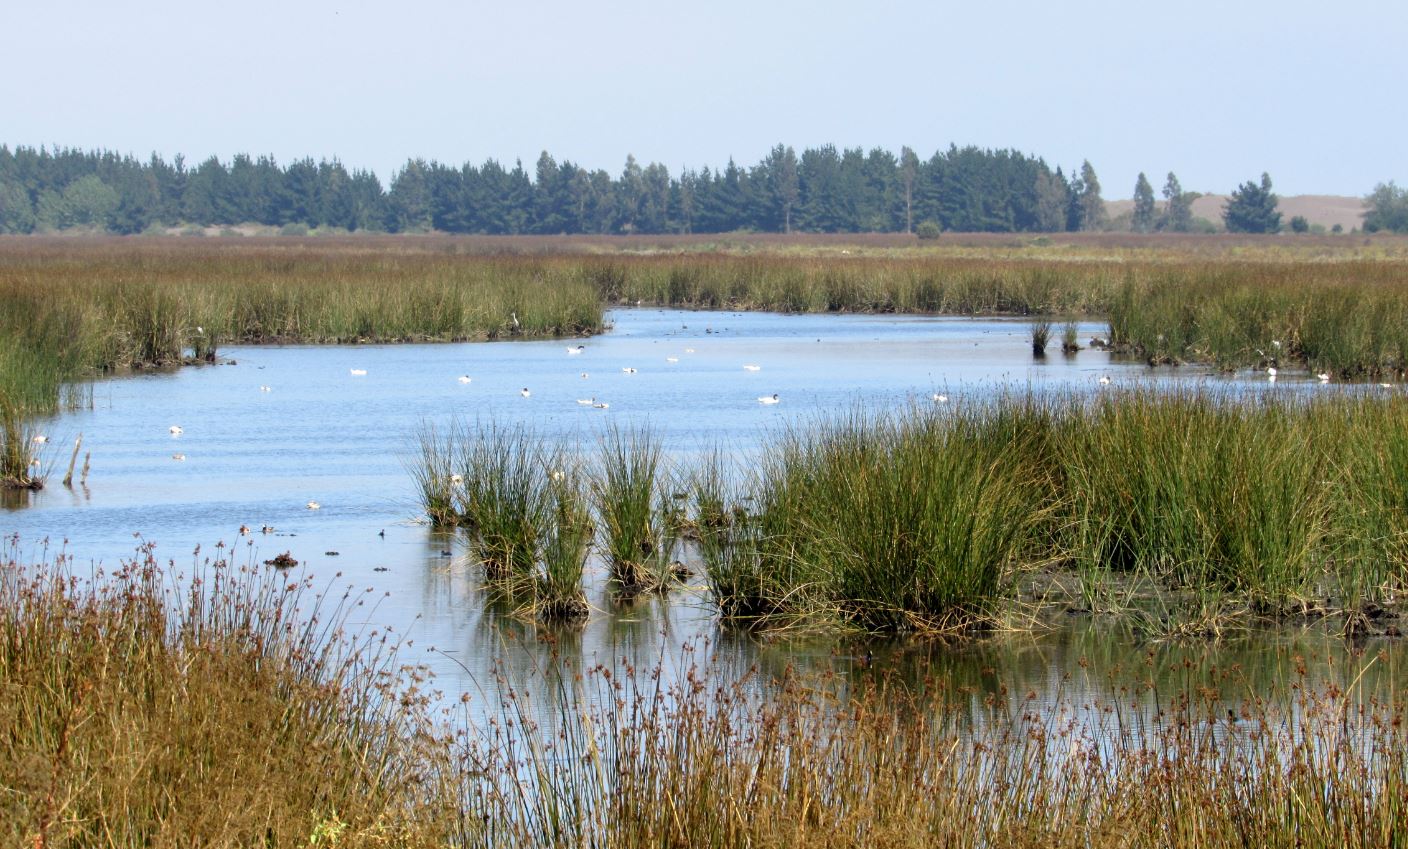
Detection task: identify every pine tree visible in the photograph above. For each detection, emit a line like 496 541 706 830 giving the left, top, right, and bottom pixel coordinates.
1161 172 1193 232
1223 173 1281 234
1131 172 1155 233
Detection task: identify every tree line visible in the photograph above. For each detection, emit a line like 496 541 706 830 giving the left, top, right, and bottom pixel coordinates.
0 143 1400 236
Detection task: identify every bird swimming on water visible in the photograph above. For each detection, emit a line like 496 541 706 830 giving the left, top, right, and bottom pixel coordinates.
758 394 780 405
520 388 531 398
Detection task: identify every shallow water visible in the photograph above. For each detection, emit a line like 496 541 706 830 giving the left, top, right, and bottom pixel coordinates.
3 308 1398 717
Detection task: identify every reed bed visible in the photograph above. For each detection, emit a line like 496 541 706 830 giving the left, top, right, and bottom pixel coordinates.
0 540 467 848
416 421 591 621
419 392 1408 635
591 425 679 593
6 541 1408 847
466 652 1408 849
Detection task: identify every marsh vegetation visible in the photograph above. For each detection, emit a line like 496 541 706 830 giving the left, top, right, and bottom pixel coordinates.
4 543 1404 847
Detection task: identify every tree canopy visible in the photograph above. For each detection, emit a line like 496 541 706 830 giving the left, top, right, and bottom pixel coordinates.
1365 181 1408 233
1223 173 1282 234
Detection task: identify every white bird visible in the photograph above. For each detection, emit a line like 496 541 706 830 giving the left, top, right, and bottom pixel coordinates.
520 388 531 398
758 394 780 405
1380 383 1394 389
593 402 610 409
684 348 696 354
31 435 47 444
307 500 321 510
622 367 638 374
1317 372 1331 383
172 453 185 461
666 357 679 363
743 365 762 372
510 311 520 330
350 369 367 376
931 394 948 403
259 385 272 392
450 474 464 485
1098 375 1111 385
457 375 472 384
1266 366 1278 378
567 345 584 355
169 425 183 436
577 398 595 405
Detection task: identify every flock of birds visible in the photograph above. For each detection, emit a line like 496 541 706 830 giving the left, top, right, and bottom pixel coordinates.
343 343 785 409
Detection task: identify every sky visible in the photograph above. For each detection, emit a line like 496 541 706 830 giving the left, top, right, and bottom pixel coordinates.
3 0 1403 198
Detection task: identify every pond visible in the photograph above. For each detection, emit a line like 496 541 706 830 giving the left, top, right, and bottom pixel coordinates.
3 308 1397 720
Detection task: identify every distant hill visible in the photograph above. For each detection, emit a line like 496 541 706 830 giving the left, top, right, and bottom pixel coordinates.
1105 194 1366 232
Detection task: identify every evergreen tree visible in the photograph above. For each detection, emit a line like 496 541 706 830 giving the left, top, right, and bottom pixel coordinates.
1131 172 1155 233
1223 172 1281 234
1034 168 1069 232
899 146 919 234
1161 172 1193 232
763 144 799 233
1074 160 1107 231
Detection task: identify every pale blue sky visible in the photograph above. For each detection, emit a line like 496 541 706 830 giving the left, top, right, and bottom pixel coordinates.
3 0 1402 197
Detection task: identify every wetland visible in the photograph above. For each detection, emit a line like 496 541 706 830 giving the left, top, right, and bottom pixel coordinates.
4 234 1408 846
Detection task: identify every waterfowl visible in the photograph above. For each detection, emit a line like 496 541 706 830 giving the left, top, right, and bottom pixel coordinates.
581 372 590 379
1317 372 1331 382
259 385 272 392
1098 375 1111 385
567 345 584 355
169 425 183 435
1266 366 1277 378
31 435 47 444
666 357 679 363
758 394 780 405
239 524 251 536
350 369 367 376
593 402 609 409
520 388 531 397
457 375 472 384
450 474 464 485
306 500 321 510
743 364 761 372
261 525 274 534
684 348 696 354
171 453 186 461
931 394 948 403
622 367 638 374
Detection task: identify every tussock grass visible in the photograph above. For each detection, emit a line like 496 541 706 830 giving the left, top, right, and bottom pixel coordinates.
419 392 1408 635
0 541 467 848
417 421 589 621
592 424 678 593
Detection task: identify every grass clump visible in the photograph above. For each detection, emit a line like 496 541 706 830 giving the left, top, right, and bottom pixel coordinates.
592 424 678 593
1029 319 1051 357
417 421 589 622
0 541 466 848
721 404 1055 632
